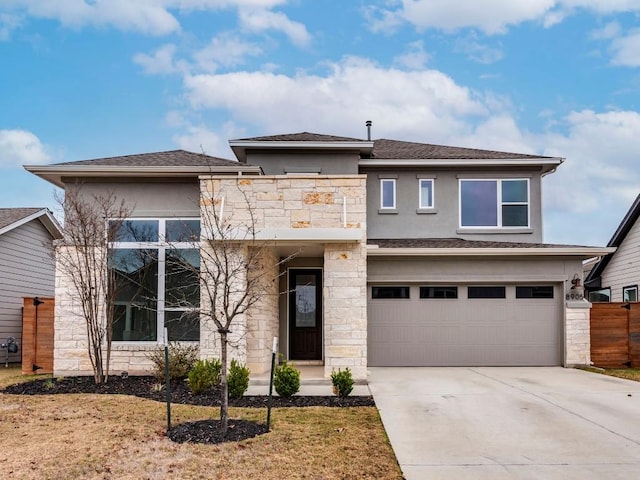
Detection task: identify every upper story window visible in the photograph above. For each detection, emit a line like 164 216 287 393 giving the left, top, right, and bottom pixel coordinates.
459 179 529 228
380 179 396 209
419 179 434 209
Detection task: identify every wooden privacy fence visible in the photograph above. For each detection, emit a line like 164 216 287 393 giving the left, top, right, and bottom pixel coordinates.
590 302 640 368
21 297 54 375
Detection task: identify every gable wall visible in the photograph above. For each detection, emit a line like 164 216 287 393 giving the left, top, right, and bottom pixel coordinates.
364 168 544 242
601 218 640 301
0 219 56 361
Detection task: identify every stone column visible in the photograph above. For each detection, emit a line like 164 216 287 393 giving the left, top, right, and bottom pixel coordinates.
565 300 592 366
323 242 368 380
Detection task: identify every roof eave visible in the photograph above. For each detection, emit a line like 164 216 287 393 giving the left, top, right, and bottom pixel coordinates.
0 209 63 239
24 165 262 188
229 140 375 162
366 246 616 257
359 157 563 173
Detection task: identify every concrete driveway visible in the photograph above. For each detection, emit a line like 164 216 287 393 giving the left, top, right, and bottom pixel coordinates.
368 367 640 479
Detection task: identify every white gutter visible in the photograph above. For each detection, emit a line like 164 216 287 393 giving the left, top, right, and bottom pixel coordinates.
359 158 563 169
366 246 617 257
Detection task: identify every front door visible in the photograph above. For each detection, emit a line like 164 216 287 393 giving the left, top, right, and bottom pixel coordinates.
289 269 322 360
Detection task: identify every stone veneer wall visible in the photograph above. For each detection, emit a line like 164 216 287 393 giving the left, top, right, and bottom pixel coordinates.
245 247 279 374
324 243 368 380
565 300 592 366
201 175 367 379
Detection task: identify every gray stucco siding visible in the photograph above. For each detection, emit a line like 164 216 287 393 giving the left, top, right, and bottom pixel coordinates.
0 220 56 362
68 181 201 217
364 168 544 242
246 152 360 175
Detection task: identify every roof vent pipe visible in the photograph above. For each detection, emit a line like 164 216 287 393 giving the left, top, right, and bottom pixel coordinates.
365 120 372 141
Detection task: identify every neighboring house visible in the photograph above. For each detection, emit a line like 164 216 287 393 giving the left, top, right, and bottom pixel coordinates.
585 194 640 303
26 132 612 379
0 208 63 363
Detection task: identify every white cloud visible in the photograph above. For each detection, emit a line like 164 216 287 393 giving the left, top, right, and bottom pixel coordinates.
183 56 488 141
134 44 183 75
173 122 245 158
0 129 49 167
0 12 22 40
539 109 640 244
454 36 504 64
393 41 430 70
3 0 181 36
590 20 621 40
368 0 640 35
238 8 311 47
609 30 640 66
193 33 263 72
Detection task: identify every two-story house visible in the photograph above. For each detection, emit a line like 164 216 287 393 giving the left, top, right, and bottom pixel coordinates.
26 130 612 380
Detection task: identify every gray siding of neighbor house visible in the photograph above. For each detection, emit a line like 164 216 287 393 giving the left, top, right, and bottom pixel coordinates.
364 168 544 242
0 220 56 362
600 218 640 301
68 181 201 217
245 152 360 175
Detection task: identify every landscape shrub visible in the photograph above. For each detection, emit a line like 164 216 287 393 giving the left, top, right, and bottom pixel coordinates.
187 358 222 394
146 343 198 384
227 359 250 399
274 359 300 397
331 368 354 397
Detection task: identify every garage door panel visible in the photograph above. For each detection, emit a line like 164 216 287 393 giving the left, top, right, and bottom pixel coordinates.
368 284 562 366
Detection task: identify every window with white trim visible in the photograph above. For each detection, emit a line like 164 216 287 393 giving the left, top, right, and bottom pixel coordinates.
419 179 434 209
623 285 638 302
108 218 201 342
460 179 529 228
380 179 396 209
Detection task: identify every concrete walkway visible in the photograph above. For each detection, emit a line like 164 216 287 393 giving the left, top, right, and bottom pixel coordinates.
368 367 640 480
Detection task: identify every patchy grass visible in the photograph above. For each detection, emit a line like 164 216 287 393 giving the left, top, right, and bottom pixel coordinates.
0 367 402 479
0 364 47 389
579 366 640 382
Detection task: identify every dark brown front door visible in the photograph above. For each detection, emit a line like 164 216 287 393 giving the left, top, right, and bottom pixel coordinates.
289 269 322 360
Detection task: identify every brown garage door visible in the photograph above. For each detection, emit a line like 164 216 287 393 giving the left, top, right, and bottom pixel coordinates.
368 284 562 366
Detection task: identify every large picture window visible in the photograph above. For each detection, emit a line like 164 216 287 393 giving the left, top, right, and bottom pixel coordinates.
109 218 201 342
460 179 529 228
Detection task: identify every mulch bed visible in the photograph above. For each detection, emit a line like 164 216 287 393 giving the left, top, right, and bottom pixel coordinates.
2 376 375 444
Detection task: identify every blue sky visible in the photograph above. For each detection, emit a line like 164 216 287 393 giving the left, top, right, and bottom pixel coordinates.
1 0 640 246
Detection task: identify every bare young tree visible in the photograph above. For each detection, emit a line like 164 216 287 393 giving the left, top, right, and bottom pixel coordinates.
55 185 131 384
169 183 291 434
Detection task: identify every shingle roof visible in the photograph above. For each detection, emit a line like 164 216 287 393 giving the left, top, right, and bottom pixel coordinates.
54 149 238 167
368 238 589 249
232 132 551 160
233 132 364 142
0 208 44 230
371 139 548 160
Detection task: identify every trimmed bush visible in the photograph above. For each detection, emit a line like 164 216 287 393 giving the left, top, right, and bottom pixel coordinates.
146 343 198 384
331 368 354 397
227 359 250 399
187 358 222 394
274 359 300 397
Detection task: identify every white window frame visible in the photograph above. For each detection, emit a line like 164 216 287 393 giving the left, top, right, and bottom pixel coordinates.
418 179 434 209
459 178 530 228
623 285 638 302
380 178 396 209
109 217 200 344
